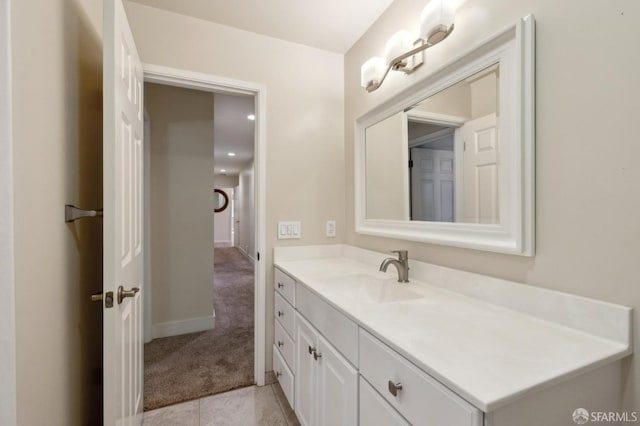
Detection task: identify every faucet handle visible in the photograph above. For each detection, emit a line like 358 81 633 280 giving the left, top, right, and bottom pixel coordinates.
390 250 408 260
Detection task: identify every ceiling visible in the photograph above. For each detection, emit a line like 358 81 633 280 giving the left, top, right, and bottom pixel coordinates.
214 93 255 176
127 0 395 53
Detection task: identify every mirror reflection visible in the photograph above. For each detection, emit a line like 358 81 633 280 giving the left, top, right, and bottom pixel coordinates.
214 189 229 213
365 64 500 224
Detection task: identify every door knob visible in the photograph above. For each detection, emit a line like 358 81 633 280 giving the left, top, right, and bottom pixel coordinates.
117 286 140 304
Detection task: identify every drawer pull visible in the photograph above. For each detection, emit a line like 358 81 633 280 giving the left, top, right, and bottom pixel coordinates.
388 381 403 397
277 340 284 347
277 282 284 288
308 345 316 355
313 351 322 361
276 370 282 378
277 310 284 317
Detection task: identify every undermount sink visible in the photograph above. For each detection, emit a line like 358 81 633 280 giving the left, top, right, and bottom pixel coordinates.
329 274 423 303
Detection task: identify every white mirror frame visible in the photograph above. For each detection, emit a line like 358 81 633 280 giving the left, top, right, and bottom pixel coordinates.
355 15 535 256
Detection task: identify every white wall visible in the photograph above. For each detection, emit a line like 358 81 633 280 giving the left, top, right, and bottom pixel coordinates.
216 174 239 188
238 162 255 257
0 1 15 424
11 0 104 424
124 1 345 368
146 83 215 334
214 188 233 244
345 0 640 410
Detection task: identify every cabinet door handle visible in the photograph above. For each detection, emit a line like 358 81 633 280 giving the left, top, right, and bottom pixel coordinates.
308 345 316 355
277 340 284 347
388 381 403 397
277 282 284 288
276 371 282 378
313 351 322 361
277 310 284 317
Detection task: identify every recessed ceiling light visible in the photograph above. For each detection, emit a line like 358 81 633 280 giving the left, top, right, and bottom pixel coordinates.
227 152 236 157
247 114 255 121
220 169 226 173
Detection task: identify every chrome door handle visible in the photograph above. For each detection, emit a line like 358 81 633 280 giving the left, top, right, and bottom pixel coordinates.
313 351 322 361
276 371 282 378
277 340 284 347
117 286 140 304
277 282 284 288
308 345 316 355
388 380 403 397
277 310 284 317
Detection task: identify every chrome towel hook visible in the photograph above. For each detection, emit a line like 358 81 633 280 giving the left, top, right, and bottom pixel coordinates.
65 204 103 223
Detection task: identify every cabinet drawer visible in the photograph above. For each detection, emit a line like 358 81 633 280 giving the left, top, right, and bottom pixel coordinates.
275 319 295 373
359 330 482 426
275 292 295 338
273 345 295 410
296 284 358 366
275 267 296 305
360 377 410 426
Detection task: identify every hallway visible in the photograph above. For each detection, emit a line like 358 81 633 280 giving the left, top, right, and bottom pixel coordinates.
143 247 255 410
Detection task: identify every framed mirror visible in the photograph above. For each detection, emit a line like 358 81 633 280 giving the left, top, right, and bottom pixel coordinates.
214 189 229 213
355 16 535 255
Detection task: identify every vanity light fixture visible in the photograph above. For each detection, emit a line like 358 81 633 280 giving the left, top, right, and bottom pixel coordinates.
360 0 455 92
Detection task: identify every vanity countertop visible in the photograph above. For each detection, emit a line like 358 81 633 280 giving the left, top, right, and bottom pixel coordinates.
274 245 632 412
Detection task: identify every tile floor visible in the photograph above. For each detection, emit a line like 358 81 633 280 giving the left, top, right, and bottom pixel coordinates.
143 383 300 426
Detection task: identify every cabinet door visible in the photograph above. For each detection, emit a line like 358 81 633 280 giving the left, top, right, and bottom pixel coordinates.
295 313 318 426
317 334 358 426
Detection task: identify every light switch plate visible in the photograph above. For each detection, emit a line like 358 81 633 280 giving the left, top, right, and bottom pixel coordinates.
326 220 336 237
278 221 301 239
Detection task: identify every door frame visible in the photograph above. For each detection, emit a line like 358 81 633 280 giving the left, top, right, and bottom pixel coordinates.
142 63 268 386
0 0 17 424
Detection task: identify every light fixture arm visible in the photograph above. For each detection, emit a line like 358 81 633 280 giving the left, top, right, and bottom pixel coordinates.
366 24 454 92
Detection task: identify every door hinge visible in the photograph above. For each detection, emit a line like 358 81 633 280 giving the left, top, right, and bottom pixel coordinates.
408 160 413 168
257 252 260 261
464 142 467 151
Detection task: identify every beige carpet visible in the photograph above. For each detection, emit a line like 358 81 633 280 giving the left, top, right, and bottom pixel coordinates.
143 247 255 411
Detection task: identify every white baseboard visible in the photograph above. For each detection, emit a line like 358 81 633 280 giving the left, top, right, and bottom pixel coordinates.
238 246 256 265
214 239 232 244
151 314 215 339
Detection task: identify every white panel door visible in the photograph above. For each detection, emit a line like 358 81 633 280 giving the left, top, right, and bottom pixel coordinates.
103 0 144 425
462 113 499 224
411 148 455 222
295 313 318 426
316 334 357 426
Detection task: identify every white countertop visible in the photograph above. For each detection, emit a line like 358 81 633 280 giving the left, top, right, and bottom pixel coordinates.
274 245 632 412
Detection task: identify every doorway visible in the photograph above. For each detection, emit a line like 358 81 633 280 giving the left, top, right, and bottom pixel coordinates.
141 65 267 411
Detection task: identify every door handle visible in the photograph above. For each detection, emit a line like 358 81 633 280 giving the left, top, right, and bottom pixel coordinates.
117 286 140 304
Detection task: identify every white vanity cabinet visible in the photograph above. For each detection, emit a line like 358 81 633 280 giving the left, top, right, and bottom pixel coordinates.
273 267 359 426
273 247 632 426
295 312 358 426
273 268 296 408
359 330 482 426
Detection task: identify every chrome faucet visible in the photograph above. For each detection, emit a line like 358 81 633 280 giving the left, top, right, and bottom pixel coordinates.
379 250 409 283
